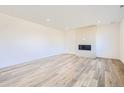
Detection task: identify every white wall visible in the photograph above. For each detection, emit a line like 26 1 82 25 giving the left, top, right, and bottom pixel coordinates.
120 18 124 63
65 23 120 59
96 23 120 59
65 30 76 54
75 26 96 58
65 26 96 58
0 13 122 68
0 13 65 68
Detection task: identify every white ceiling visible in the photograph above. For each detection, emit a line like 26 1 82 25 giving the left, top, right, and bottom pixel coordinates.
0 5 123 30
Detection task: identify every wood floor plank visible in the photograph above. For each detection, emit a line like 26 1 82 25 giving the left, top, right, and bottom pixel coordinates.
0 54 124 87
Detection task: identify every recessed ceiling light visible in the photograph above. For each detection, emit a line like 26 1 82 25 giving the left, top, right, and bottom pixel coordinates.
97 20 101 24
83 38 86 41
65 27 69 30
46 18 51 22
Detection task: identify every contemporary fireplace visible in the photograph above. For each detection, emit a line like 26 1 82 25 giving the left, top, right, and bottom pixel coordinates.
78 45 91 50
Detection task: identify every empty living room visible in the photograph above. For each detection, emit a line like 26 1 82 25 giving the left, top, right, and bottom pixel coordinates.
0 4 124 89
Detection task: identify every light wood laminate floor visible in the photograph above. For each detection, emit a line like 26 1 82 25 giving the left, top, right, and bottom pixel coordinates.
0 54 124 87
